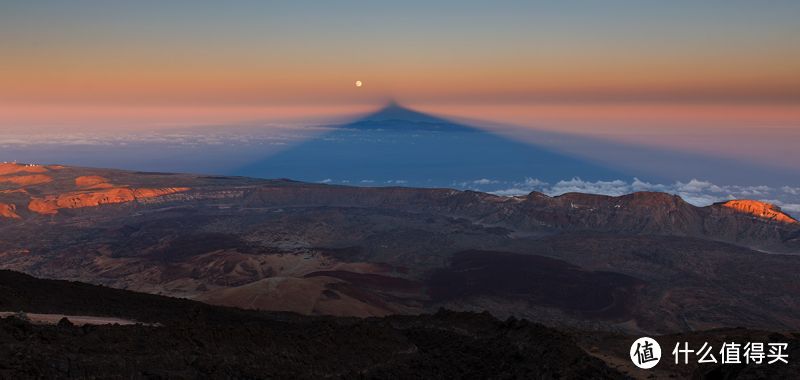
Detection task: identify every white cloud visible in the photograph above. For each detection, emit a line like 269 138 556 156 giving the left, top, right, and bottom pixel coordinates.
549 178 630 197
630 178 669 192
762 199 800 213
521 178 548 187
492 187 539 196
734 185 773 196
677 193 731 206
779 204 800 213
675 179 726 193
782 186 800 195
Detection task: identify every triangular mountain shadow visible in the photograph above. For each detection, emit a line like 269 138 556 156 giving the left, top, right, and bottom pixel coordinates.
347 101 474 132
234 103 626 187
364 100 443 122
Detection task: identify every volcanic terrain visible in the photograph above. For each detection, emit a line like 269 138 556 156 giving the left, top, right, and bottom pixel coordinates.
0 162 799 335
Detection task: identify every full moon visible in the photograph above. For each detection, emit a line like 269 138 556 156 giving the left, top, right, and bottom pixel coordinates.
355 80 363 87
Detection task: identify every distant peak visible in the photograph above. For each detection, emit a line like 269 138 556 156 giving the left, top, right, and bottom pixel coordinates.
344 102 476 133
362 102 445 123
384 99 401 108
718 200 798 224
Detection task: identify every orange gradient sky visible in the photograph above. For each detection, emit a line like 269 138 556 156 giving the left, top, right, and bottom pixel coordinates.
1 1 798 161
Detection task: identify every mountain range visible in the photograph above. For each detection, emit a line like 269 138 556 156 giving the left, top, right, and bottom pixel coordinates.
1 162 799 336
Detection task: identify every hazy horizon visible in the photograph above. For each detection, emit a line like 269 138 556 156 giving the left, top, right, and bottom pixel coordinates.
1 1 798 212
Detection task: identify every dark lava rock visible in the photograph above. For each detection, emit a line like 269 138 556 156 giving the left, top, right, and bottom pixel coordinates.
0 270 623 379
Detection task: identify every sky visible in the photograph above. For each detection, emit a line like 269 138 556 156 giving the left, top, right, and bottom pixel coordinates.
2 1 798 107
0 1 799 189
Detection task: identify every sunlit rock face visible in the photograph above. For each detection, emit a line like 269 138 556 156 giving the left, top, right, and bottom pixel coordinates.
0 174 52 186
0 163 50 175
0 163 190 217
74 176 113 189
720 199 797 224
27 187 190 215
0 203 20 219
0 164 56 188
